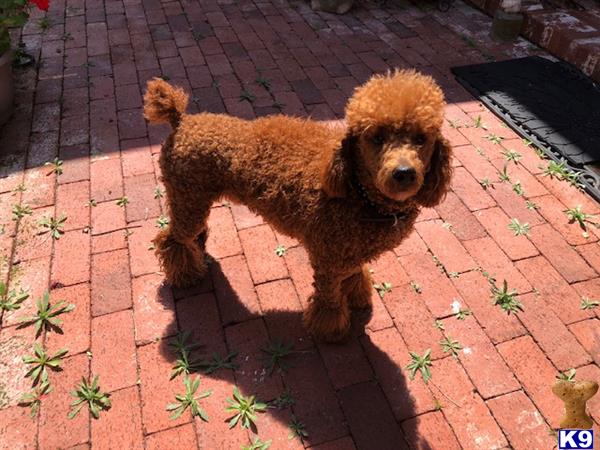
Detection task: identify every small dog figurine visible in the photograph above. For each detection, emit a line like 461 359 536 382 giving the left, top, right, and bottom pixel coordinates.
144 70 452 342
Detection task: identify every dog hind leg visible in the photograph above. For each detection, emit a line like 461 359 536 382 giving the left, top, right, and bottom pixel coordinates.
153 187 216 288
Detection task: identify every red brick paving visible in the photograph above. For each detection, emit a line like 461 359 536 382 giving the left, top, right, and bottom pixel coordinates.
1 0 599 449
466 0 600 83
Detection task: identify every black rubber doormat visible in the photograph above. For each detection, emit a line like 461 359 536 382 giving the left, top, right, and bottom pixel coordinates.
451 56 600 202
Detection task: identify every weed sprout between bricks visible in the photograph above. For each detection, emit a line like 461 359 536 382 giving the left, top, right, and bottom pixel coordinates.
38 214 67 240
288 417 308 440
406 349 433 384
168 331 239 379
19 379 52 417
242 437 272 450
226 386 268 430
166 333 285 436
0 281 28 311
69 376 112 419
23 344 68 385
490 279 523 315
18 291 75 337
15 290 78 417
261 340 295 375
167 376 211 421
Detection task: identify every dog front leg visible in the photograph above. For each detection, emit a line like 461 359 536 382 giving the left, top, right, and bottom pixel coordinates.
343 265 373 310
303 270 351 343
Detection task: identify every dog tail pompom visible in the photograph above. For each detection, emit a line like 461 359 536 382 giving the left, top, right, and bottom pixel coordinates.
144 78 189 128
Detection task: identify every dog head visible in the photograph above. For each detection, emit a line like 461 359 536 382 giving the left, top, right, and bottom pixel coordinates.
321 70 452 208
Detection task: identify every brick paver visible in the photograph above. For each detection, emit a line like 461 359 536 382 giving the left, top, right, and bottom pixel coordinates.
1 0 599 448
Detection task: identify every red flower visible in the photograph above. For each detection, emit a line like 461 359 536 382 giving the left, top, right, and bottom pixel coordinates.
30 0 50 11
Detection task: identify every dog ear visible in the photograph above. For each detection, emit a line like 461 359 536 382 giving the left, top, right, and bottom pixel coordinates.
415 136 452 207
321 135 355 198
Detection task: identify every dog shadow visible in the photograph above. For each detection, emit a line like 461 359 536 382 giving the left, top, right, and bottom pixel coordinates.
157 256 438 450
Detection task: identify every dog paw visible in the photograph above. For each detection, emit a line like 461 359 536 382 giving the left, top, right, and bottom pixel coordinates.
303 300 350 343
170 264 208 288
153 230 208 288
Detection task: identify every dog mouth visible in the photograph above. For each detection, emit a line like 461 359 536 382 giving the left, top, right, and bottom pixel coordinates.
378 180 420 202
393 176 418 192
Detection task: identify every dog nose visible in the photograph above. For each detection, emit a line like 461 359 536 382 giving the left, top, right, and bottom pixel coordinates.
392 166 416 185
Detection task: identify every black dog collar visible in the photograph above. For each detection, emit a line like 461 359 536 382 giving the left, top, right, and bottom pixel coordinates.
354 178 414 225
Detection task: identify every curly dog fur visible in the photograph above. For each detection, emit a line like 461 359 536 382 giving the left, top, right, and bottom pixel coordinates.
144 70 452 343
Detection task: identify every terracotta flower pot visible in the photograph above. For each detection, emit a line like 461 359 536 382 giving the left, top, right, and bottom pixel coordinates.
0 50 14 126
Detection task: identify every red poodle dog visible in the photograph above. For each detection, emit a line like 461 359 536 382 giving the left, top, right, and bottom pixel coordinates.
144 70 452 342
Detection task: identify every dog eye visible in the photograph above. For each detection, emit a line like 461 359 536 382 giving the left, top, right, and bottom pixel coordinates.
372 133 385 146
414 134 427 146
